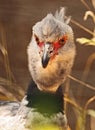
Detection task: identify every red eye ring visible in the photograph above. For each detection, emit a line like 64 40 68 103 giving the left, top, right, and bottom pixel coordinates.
59 38 65 45
59 35 68 45
38 42 44 47
53 35 68 50
34 34 44 47
34 34 39 44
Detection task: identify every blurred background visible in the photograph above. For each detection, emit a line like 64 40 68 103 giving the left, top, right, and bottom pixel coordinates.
0 0 95 130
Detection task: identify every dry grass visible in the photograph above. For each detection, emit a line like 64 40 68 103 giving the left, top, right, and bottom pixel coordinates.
64 1 95 130
0 23 24 101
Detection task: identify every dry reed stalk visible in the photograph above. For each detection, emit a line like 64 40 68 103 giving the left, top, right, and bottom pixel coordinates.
68 75 95 91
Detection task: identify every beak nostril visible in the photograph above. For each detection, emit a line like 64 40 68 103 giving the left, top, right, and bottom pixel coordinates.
49 50 53 54
49 46 54 55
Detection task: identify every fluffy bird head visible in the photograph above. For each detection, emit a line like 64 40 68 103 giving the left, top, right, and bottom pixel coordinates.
27 8 76 92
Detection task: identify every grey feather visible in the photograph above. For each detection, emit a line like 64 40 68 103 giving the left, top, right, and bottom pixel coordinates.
54 7 71 24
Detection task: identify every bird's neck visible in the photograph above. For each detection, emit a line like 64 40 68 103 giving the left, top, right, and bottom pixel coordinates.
25 80 64 116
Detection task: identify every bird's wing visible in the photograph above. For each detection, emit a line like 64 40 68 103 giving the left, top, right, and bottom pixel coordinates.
0 101 20 116
0 100 29 130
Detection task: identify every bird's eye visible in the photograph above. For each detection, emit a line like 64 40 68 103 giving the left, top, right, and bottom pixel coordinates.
34 34 44 47
59 38 65 45
53 35 68 50
59 35 68 45
34 34 40 45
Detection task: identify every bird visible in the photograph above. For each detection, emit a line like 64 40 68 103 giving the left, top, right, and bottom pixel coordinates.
0 7 76 130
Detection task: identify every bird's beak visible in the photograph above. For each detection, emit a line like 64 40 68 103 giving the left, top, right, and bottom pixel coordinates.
42 43 52 68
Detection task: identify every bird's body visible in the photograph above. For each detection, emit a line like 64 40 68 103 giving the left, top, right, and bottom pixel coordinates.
0 82 67 130
0 98 29 130
0 8 76 130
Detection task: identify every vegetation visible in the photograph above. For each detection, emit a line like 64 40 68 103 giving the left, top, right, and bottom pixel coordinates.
64 0 95 130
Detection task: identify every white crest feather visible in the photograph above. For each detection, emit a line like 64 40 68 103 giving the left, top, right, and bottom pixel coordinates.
54 7 71 24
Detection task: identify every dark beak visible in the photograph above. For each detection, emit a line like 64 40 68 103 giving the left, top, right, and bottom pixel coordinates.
41 43 52 68
42 54 50 68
